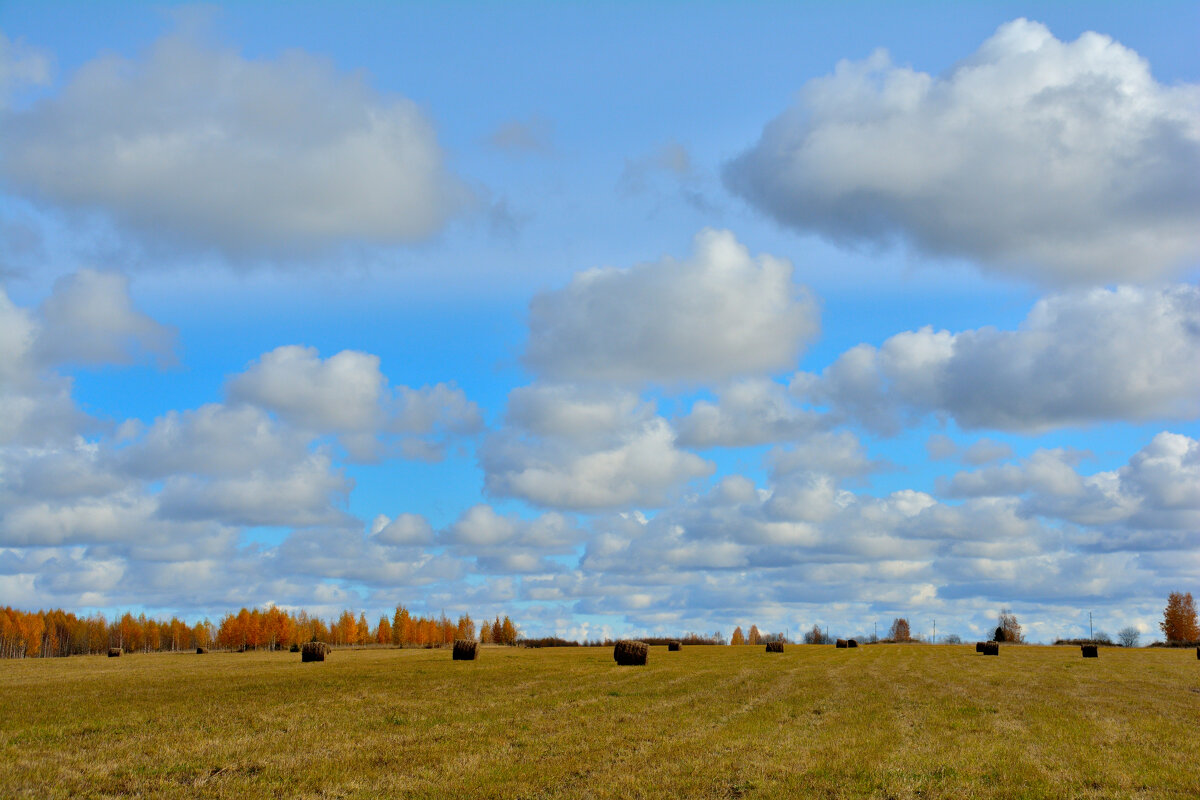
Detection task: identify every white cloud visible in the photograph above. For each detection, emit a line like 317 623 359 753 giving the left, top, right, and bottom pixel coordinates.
0 31 472 257
156 453 352 528
228 345 481 461
525 228 819 383
33 270 175 367
676 379 821 448
798 285 1200 432
482 384 713 511
115 403 310 479
943 433 1200 544
725 19 1200 283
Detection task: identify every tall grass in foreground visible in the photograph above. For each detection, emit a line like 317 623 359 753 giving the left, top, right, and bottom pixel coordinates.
2 644 1198 798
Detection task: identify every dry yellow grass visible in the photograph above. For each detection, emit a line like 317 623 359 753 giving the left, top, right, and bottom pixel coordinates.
2 644 1198 798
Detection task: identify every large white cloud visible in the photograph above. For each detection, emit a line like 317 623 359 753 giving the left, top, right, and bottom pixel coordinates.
0 31 473 257
33 270 175 367
524 229 819 383
228 345 482 461
725 19 1200 283
796 285 1200 432
482 383 713 510
0 271 174 446
943 432 1200 544
676 379 821 448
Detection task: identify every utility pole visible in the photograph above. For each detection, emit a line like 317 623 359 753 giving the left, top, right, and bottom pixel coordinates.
932 620 936 644
1089 611 1093 640
874 621 877 642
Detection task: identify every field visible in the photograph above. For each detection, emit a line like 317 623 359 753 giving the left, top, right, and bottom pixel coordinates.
3 644 1199 799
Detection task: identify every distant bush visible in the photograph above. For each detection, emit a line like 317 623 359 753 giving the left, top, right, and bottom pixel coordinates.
519 637 581 648
941 634 963 645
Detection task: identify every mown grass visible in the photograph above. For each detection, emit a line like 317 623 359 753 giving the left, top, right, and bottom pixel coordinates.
2 644 1198 798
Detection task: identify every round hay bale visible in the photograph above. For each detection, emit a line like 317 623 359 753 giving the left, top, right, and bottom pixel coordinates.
613 640 649 666
453 639 479 661
765 641 784 653
195 647 208 654
983 642 999 656
107 648 121 658
1081 644 1098 658
301 641 330 663
975 641 986 653
835 639 847 649
668 641 681 652
847 639 858 648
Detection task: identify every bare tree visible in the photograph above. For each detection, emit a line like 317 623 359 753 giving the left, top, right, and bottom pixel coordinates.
1117 626 1140 648
888 618 911 642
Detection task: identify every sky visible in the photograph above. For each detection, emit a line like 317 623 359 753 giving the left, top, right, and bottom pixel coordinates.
1 1 1197 644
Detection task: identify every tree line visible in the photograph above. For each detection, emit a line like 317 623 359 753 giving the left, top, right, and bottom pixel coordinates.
3 591 1195 659
0 605 519 659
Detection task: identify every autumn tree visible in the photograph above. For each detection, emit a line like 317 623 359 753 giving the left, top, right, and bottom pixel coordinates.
997 609 1023 643
1160 591 1199 643
491 616 503 644
392 606 410 647
731 626 745 645
479 619 493 644
889 618 911 642
456 614 475 641
803 625 825 644
747 625 762 645
376 615 392 645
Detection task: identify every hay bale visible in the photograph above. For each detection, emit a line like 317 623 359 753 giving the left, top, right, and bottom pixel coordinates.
1081 644 1098 658
195 647 207 654
847 639 858 648
983 642 999 656
835 639 847 648
765 641 784 653
107 648 121 658
301 641 330 663
976 641 986 653
453 639 479 661
668 641 681 652
613 640 649 666
289 643 300 653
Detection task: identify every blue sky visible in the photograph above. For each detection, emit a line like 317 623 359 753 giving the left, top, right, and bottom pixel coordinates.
1 2 1197 644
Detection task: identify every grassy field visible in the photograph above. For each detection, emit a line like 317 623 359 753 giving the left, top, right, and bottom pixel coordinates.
2 644 1199 799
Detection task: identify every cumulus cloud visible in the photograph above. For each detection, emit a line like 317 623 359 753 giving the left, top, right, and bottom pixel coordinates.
0 271 175 446
33 270 175 367
115 403 310 479
156 453 353 528
725 19 1200 283
228 345 481 461
442 505 582 574
0 31 473 257
482 383 713 510
676 379 821 448
525 229 820 383
796 285 1200 432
